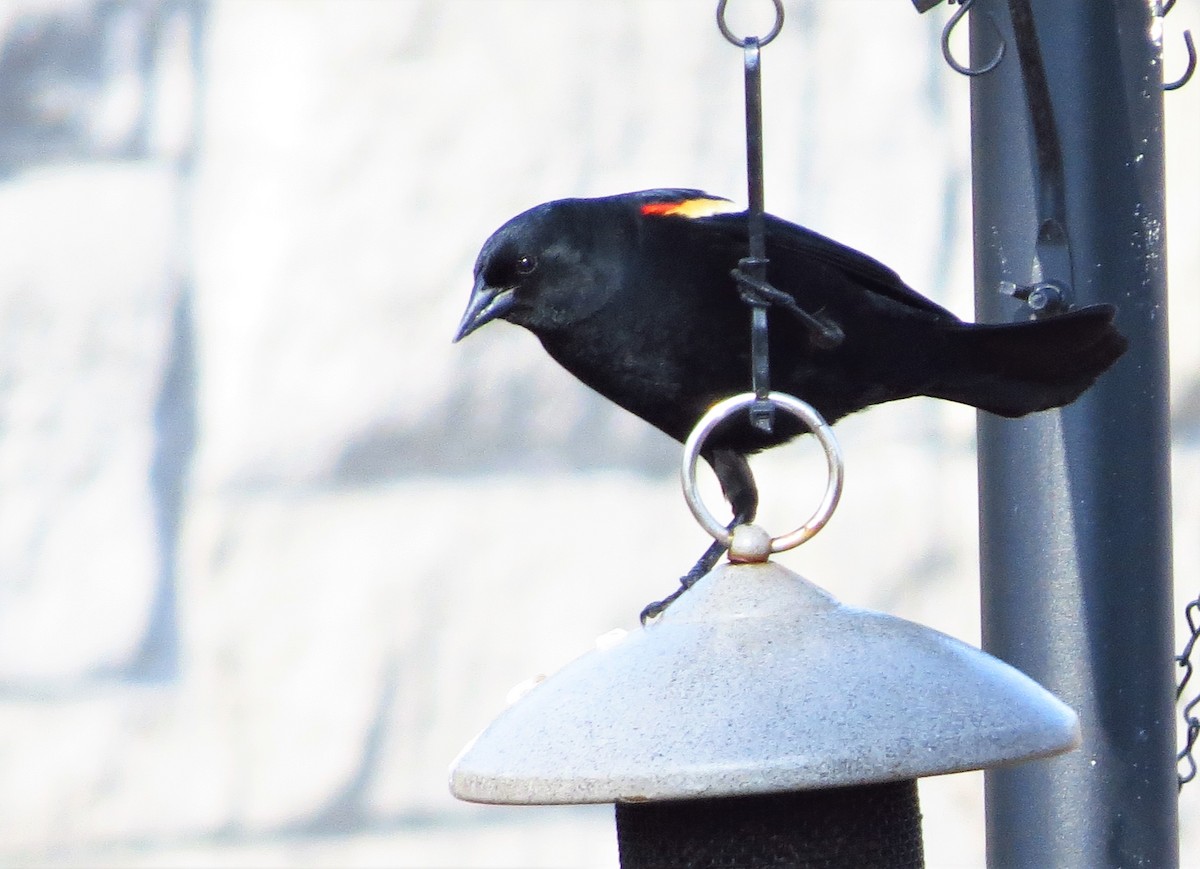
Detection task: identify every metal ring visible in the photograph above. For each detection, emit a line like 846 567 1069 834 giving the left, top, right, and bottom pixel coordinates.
681 392 844 552
716 0 784 48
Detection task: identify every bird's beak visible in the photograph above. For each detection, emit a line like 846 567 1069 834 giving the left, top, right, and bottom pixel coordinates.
453 278 516 342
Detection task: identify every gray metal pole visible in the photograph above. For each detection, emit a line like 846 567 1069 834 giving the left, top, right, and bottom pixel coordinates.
969 1 1178 866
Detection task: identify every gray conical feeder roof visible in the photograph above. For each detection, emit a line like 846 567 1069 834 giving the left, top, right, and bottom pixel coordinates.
450 558 1080 805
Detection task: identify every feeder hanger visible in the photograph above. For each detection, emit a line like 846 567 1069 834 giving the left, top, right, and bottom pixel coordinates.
716 0 843 437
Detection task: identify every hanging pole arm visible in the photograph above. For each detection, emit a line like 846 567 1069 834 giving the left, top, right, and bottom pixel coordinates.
741 36 773 434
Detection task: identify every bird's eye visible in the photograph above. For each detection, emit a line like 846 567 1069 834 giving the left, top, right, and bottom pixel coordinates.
515 255 537 275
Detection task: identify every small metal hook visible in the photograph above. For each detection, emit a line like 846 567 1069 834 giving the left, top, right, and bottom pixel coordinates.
1164 28 1196 91
941 0 1006 77
716 0 784 48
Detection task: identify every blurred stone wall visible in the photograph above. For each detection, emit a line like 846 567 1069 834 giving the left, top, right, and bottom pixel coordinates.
0 1 1196 866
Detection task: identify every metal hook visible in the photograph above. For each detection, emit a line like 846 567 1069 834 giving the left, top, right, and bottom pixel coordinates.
941 0 1006 77
716 0 784 48
1164 28 1196 90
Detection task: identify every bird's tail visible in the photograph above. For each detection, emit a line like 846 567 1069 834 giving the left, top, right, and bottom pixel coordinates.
931 304 1128 418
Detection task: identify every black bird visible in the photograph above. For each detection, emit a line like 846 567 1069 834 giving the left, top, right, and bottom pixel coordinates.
453 189 1127 613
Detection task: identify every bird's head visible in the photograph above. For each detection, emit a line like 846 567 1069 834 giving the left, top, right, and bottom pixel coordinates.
453 199 626 343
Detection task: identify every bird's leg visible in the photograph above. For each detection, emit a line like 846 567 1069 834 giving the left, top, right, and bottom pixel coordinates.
710 449 759 526
640 449 758 623
677 450 758 588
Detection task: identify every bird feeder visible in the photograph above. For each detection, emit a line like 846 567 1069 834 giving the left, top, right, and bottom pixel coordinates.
450 394 1081 866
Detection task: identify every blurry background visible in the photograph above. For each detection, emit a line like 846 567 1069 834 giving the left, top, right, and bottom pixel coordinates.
0 1 1196 866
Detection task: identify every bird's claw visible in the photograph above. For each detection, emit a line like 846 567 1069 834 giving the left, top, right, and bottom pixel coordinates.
639 523 746 624
639 549 725 624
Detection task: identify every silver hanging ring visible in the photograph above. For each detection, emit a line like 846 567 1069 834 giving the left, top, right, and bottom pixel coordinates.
681 392 844 553
941 0 1006 77
716 0 784 48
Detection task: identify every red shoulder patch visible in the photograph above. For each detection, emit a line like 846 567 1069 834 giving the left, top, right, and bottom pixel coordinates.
639 197 739 219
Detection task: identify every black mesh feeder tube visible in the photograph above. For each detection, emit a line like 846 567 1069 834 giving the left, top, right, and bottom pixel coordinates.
450 554 1081 867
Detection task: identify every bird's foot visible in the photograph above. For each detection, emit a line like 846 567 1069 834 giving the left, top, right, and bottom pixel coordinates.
638 538 728 625
639 460 757 624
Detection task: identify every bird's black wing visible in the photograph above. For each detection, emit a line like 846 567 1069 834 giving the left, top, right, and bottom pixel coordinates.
696 210 959 321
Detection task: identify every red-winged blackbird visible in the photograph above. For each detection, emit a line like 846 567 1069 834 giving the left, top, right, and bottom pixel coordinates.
453 189 1127 610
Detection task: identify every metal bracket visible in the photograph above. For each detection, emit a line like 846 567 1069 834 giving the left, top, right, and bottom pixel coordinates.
999 217 1072 316
1006 1 1076 315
